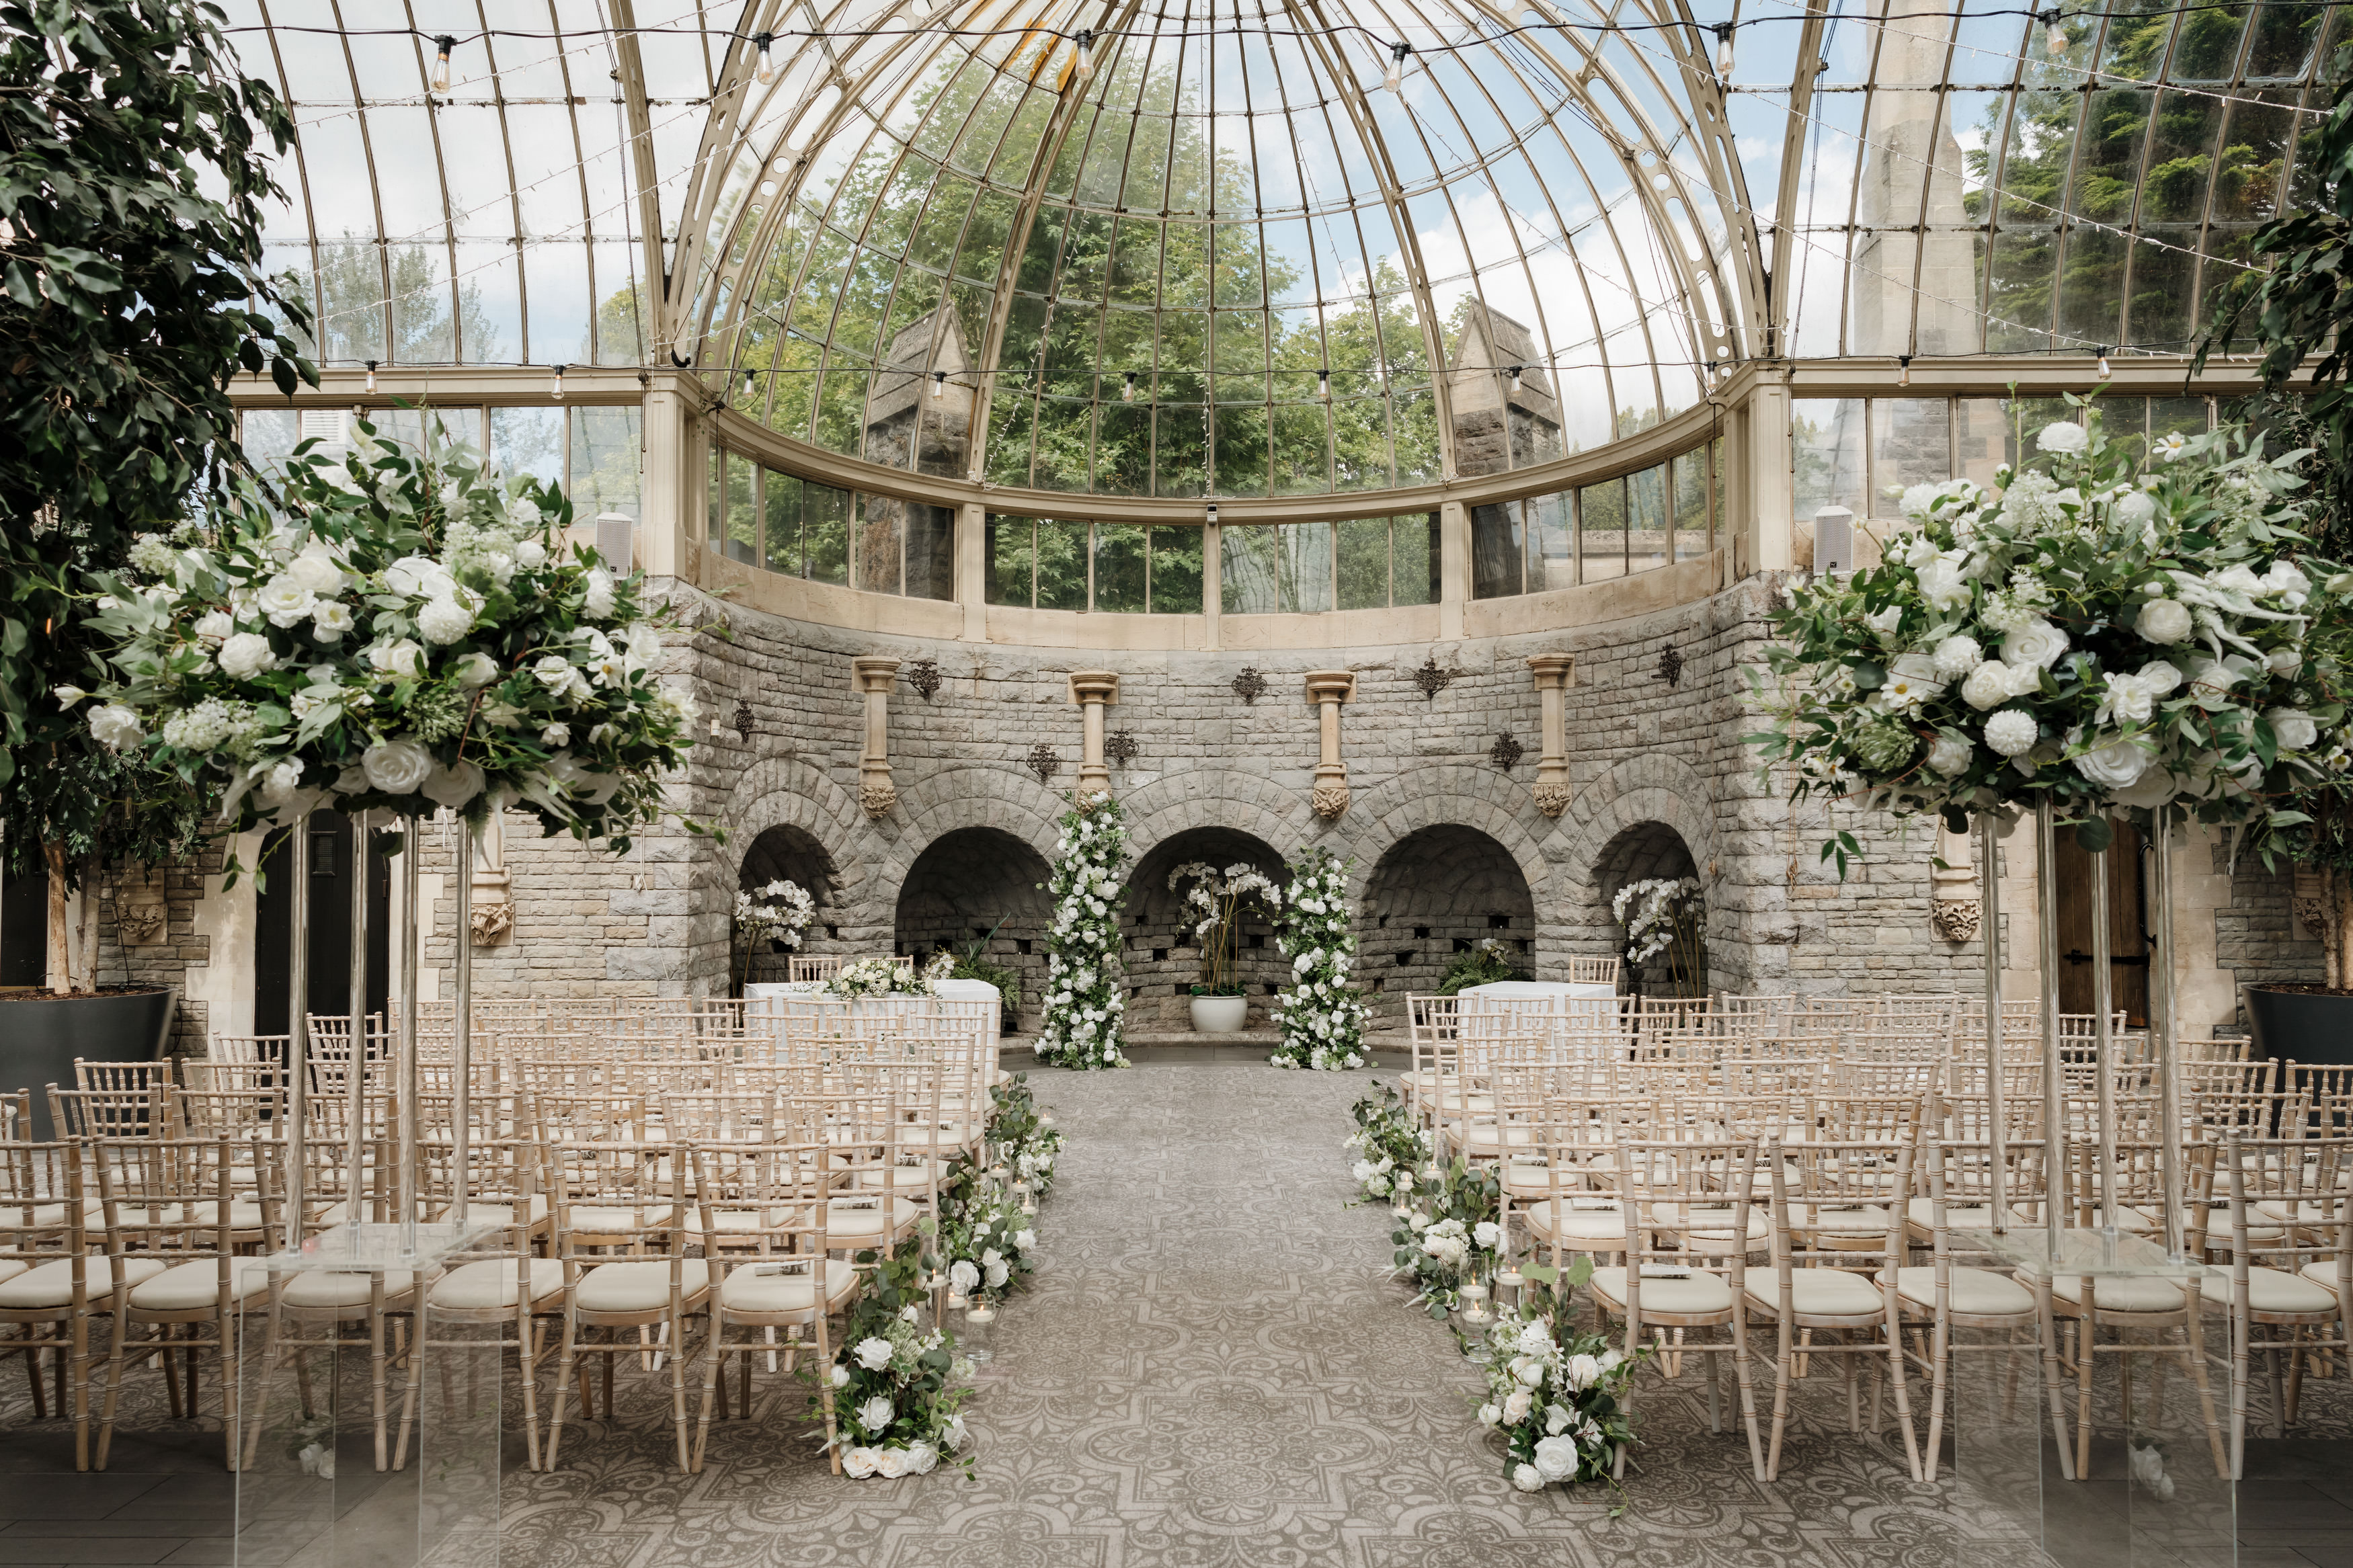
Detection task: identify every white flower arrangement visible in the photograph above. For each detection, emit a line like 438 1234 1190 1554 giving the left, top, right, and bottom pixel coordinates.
70 419 695 852
1344 1081 1434 1206
826 951 953 1001
732 878 814 991
1035 792 1130 1070
1269 847 1370 1069
1475 1270 1643 1491
1611 876 1705 995
1751 403 2353 860
1166 858 1277 995
822 1243 970 1479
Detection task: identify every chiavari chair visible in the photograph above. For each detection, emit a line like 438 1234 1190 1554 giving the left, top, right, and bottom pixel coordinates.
811 1079 923 1253
47 1083 165 1144
2280 1064 2353 1139
1565 955 1621 987
73 1059 175 1104
2200 1135 2350 1474
205 1034 286 1069
1511 1095 1642 1278
788 955 844 982
0 1141 122 1460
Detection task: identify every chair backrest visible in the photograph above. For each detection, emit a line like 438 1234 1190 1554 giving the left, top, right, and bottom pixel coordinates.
1565 955 1621 987
90 1136 255 1262
74 1059 174 1097
46 1082 162 1141
171 1085 282 1143
1765 1135 1913 1283
788 955 844 982
207 1034 286 1066
1610 1136 1758 1309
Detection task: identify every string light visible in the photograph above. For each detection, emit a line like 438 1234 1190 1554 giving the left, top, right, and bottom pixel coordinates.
1122 370 1138 401
550 363 567 399
1507 364 1524 395
364 359 377 395
430 34 454 93
753 31 777 84
930 370 946 398
2042 9 2067 52
2097 346 2113 378
1385 42 1409 93
1897 354 1911 386
1317 368 1330 399
1074 28 1094 78
1712 22 1735 75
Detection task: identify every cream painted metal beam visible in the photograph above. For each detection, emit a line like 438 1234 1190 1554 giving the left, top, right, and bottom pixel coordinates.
608 0 672 361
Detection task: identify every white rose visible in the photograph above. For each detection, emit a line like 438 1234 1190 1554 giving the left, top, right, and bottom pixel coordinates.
1925 733 1973 776
417 595 475 645
625 623 663 669
854 1336 895 1371
2268 708 2319 751
255 757 307 810
385 554 454 600
1865 605 1903 637
361 738 434 794
452 651 499 689
856 1395 894 1434
1960 661 2017 711
1515 1323 1553 1358
1562 1352 1603 1391
583 569 616 618
368 638 425 679
257 574 317 628
842 1446 879 1479
1532 1434 1583 1482
218 632 278 681
2137 659 2183 695
532 654 574 690
1472 1220 1501 1249
2264 561 2311 602
2036 420 2087 454
422 760 485 809
2268 647 2303 678
1511 1462 1546 1493
516 538 548 569
2073 737 2149 790
830 1364 850 1389
1917 559 1969 610
984 1259 1009 1289
2096 671 2156 727
906 1441 939 1475
88 702 143 751
2188 655 2253 702
286 542 346 596
1503 1389 1534 1424
1014 1229 1036 1252
948 1259 980 1294
2135 598 2193 645
2001 618 2069 670
309 600 355 643
1930 635 1984 680
1477 1402 1503 1428
1984 710 2040 757
194 610 234 645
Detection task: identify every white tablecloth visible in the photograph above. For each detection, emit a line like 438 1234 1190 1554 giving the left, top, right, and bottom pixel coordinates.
1459 981 1617 1001
742 981 1001 1059
1457 979 1621 1034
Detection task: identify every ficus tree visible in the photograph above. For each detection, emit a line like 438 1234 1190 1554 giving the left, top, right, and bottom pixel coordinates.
0 0 315 991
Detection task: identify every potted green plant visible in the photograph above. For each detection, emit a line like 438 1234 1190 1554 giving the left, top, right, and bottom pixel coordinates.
0 0 313 1106
1168 860 1276 1032
947 919 1025 1033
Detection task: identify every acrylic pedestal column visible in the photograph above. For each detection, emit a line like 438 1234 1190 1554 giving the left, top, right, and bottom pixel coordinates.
233 1223 502 1567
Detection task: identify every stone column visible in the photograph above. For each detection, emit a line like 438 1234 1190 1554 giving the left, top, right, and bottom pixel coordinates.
1526 653 1574 818
1305 671 1356 819
1068 671 1119 795
1930 819 1982 942
853 656 900 817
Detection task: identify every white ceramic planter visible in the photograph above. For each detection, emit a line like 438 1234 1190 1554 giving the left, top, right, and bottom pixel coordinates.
1189 995 1248 1033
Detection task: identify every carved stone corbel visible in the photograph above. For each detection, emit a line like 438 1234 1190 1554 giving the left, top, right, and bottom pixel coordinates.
1525 653 1574 818
854 656 900 817
1305 671 1355 819
1930 820 1981 942
116 870 167 946
1068 671 1119 796
469 810 514 946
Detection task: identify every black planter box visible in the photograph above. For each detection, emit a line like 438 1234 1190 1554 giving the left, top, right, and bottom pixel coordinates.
0 987 175 1139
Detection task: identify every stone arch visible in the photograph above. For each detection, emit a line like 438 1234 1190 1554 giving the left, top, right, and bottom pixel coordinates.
893 826 1055 1029
1340 766 1553 908
1590 821 1703 995
1359 824 1540 1026
1114 770 1318 874
1123 825 1291 1034
1550 753 1720 985
871 765 1064 911
719 757 875 963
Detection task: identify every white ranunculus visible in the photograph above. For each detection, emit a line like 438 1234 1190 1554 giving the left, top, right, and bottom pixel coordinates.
842 1446 879 1479
2135 597 2193 645
422 760 485 809
583 569 616 618
451 651 498 689
1984 710 2040 757
856 1395 894 1434
309 600 355 643
361 739 434 794
257 573 317 628
1532 1434 1583 1482
854 1336 895 1371
1960 661 2018 711
830 1363 850 1389
1917 559 1970 610
88 702 144 751
417 595 474 645
2001 618 2069 670
194 610 234 645
1931 635 1984 680
1925 733 1973 776
2073 737 2149 790
2036 420 2088 454
218 632 278 680
1511 1462 1546 1493
2268 708 2319 751
367 638 425 678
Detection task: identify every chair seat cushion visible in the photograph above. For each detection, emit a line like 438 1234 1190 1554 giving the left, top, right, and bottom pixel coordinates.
1463 1123 1536 1155
430 1258 564 1311
0 1256 165 1310
1787 1202 1895 1237
1589 1265 1733 1317
708 1207 803 1234
2047 1274 2186 1313
280 1270 417 1310
2200 1266 2340 1316
564 1203 674 1235
1905 1198 2039 1231
717 1257 861 1316
575 1259 712 1314
1650 1204 1769 1247
450 1196 550 1229
130 1259 274 1313
2299 1260 2346 1295
1522 1199 1628 1243
895 1122 980 1148
824 1196 918 1240
1890 1265 2034 1317
178 1199 268 1231
1746 1267 1888 1318
0 1202 70 1230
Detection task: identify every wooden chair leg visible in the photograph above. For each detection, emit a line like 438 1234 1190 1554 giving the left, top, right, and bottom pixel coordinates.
546 1315 580 1469
2181 1311 2229 1480
2035 1293 2075 1482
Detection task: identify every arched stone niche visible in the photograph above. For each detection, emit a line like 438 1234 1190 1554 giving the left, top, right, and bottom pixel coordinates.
1591 821 1702 996
892 826 1054 1028
1122 826 1291 1032
1360 824 1538 1025
737 823 840 986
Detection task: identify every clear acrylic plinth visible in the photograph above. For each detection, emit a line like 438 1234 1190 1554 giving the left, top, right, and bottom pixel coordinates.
234 1222 506 1566
1941 1226 2236 1567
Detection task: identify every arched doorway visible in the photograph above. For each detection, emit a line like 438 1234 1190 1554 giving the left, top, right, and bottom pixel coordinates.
1591 821 1702 997
1362 825 1536 1024
737 824 838 987
893 828 1054 1030
1124 827 1289 1032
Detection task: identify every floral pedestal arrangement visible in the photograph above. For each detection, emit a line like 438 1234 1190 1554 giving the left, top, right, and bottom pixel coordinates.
1270 848 1370 1069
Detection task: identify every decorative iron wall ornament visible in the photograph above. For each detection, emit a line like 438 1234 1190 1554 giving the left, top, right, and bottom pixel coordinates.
1105 731 1138 766
1657 644 1685 687
1488 733 1525 771
730 700 756 739
906 657 943 700
1411 654 1457 701
1025 743 1061 784
1231 666 1268 705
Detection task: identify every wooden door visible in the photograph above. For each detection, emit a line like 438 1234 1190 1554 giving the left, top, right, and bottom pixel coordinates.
2053 822 2149 1026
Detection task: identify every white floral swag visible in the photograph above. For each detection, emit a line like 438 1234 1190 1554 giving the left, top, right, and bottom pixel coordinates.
1270 847 1370 1070
1035 792 1130 1070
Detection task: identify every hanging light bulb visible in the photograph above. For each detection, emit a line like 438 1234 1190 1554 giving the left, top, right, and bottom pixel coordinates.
1386 42 1410 94
1713 22 1735 76
1074 29 1094 79
550 363 567 400
754 32 778 85
1897 354 1911 387
1205 502 1219 525
2097 346 2113 379
930 370 947 399
2042 9 2067 53
364 360 378 396
1122 370 1138 401
1317 368 1331 400
430 35 455 93
1507 364 1524 395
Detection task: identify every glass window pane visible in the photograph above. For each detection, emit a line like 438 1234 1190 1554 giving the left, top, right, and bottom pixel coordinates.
569 407 641 526
1286 521 1333 612
1673 456 1709 561
855 496 903 593
1471 501 1521 599
1392 513 1439 606
1528 491 1574 591
1094 523 1148 611
1220 524 1279 614
986 516 1035 606
805 483 850 586
1036 520 1088 610
906 505 955 602
1336 518 1390 610
1628 464 1669 574
725 457 758 565
1148 526 1203 613
764 470 802 577
490 407 565 489
1792 398 1866 522
707 446 723 552
1868 399 1953 519
242 409 300 479
1579 478 1626 582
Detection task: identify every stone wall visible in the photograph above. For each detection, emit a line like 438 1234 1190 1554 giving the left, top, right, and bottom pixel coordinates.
1361 825 1538 1022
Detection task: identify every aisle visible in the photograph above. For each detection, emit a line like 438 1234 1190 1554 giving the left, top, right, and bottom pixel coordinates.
504 1062 2057 1567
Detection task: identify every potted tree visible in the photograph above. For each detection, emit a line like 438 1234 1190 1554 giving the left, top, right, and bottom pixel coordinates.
2199 60 2353 1063
1168 860 1276 1032
0 0 314 1098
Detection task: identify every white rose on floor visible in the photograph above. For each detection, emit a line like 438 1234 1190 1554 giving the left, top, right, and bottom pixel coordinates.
948 1259 980 1294
1562 1352 1603 1391
842 1446 879 1479
1503 1389 1534 1424
1511 1462 1546 1493
417 595 474 645
906 1442 939 1475
1925 733 1974 776
1931 635 1983 680
2269 708 2319 751
368 638 425 678
1532 1434 1583 1482
1478 1402 1502 1428
1013 1229 1036 1252
2135 597 2192 645
1960 661 2017 711
453 651 499 689
258 574 317 627
943 1414 967 1452
2001 619 2069 670
2036 420 2087 455
856 1395 894 1434
583 569 616 618
2073 737 2148 790
422 761 485 809
1984 710 2039 757
1510 1354 1546 1387
88 703 143 751
830 1364 850 1389
854 1336 895 1371
362 738 434 794
310 600 355 643
1545 1404 1572 1436
984 1259 1010 1290
218 632 278 680
194 610 234 645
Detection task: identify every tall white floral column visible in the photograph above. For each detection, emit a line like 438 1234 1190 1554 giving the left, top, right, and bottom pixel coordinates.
1270 848 1371 1069
1035 792 1131 1070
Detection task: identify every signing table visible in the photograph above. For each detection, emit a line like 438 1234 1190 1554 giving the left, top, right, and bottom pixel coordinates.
743 978 1004 1059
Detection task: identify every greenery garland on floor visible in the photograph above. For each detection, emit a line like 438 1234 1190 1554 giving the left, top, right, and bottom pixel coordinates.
1035 791 1131 1070
1269 847 1371 1070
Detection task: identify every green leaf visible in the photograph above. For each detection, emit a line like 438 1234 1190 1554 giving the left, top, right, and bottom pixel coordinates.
2074 815 2114 854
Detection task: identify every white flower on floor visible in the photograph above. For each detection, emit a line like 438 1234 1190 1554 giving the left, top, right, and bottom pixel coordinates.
854 1336 895 1371
1511 1462 1545 1493
1472 1221 1501 1249
1532 1436 1582 1482
948 1259 980 1295
1478 1403 1502 1428
1561 1353 1602 1392
943 1414 967 1452
857 1395 895 1434
875 1445 911 1479
905 1441 939 1475
1503 1389 1533 1423
842 1446 879 1479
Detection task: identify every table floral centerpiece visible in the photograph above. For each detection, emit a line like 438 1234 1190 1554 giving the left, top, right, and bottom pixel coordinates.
825 951 951 1000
